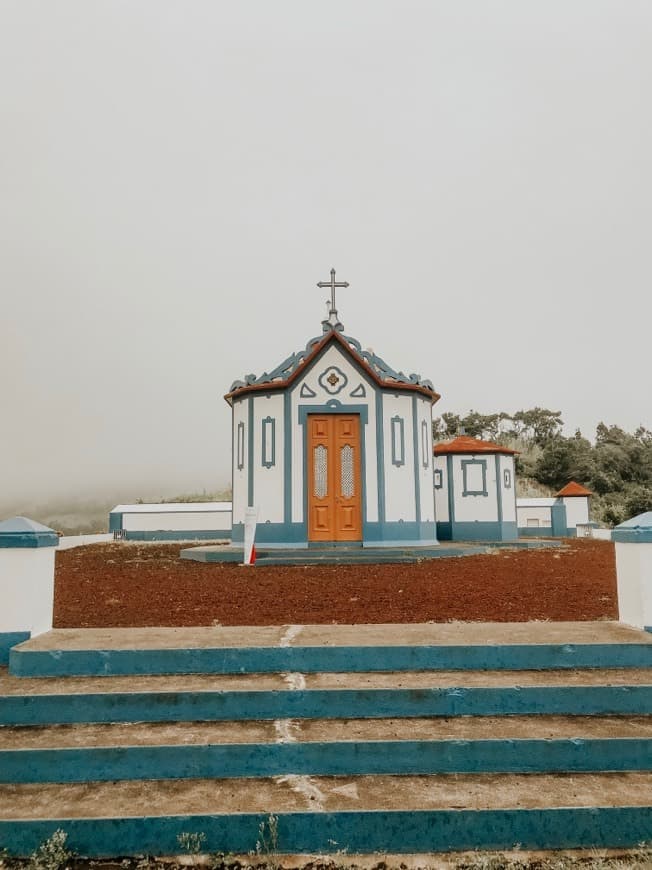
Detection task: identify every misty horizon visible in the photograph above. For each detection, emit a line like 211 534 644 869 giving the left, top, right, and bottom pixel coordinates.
3 2 651 513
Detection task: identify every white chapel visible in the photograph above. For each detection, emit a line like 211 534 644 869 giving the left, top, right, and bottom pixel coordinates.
225 270 440 549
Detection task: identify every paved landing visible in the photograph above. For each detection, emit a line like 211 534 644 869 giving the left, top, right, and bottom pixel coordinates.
16 621 652 651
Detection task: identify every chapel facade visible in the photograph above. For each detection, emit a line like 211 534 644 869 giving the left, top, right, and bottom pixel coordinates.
225 271 440 548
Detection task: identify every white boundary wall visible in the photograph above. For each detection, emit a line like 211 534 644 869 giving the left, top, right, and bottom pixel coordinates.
0 547 55 637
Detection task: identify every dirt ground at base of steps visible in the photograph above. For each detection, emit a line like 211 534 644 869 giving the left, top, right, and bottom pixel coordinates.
2 849 652 869
53 539 617 628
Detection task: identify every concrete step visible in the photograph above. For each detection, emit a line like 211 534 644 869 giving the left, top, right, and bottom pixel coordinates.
179 540 559 565
2 668 652 725
1 773 651 856
1 716 651 782
10 622 652 677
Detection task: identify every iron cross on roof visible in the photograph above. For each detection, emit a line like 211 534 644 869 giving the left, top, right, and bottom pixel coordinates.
317 268 349 332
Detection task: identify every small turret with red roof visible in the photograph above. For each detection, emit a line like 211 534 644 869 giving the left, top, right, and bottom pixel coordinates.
556 481 592 533
556 481 593 498
432 433 518 542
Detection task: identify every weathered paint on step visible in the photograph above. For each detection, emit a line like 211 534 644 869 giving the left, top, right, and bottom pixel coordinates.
2 683 652 726
11 622 652 677
2 737 651 783
1 774 651 856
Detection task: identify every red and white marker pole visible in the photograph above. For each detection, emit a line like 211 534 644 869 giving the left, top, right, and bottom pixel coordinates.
243 506 258 566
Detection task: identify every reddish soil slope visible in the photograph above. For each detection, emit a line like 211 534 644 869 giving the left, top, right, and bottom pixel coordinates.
53 539 617 627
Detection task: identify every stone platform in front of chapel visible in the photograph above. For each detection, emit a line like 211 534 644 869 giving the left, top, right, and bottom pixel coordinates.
179 539 561 565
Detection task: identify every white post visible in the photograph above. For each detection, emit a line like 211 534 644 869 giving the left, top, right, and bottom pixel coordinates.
243 506 258 566
0 517 59 664
613 512 652 632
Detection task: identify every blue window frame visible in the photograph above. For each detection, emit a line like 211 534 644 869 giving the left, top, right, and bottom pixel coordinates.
391 416 405 467
421 420 430 468
262 416 276 468
462 458 488 496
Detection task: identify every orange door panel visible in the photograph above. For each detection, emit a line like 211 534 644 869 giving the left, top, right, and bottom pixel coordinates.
307 415 362 542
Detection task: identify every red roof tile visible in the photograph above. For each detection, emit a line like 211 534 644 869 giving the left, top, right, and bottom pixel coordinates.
433 435 518 456
556 481 593 497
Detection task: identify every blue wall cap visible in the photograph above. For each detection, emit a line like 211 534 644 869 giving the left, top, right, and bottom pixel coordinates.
612 512 652 544
0 517 59 549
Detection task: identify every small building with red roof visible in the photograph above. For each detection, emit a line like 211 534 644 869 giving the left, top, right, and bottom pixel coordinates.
225 270 440 549
556 481 593 533
432 435 518 541
516 481 593 537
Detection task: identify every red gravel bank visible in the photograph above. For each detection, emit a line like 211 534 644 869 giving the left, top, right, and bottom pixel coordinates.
53 539 617 628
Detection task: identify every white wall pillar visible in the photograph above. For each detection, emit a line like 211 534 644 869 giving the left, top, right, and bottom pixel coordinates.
0 517 59 663
613 512 652 632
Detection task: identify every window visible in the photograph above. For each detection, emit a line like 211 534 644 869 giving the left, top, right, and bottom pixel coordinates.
391 416 405 466
236 422 245 470
421 420 430 468
462 459 488 496
261 416 276 468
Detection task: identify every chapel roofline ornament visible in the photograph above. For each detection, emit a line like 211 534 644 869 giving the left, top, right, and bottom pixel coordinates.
226 331 440 404
318 267 348 333
225 270 440 403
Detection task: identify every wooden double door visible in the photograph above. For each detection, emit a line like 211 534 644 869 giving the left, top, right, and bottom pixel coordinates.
307 414 362 542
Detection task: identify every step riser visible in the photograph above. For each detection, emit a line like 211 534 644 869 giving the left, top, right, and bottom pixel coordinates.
2 807 651 858
2 686 652 726
11 643 652 677
2 738 651 783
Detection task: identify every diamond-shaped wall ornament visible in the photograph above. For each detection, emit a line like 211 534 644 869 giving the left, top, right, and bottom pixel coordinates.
318 365 348 395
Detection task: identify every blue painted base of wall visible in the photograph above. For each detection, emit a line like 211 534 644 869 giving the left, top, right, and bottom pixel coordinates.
2 806 651 858
231 520 437 548
437 521 518 542
0 632 30 666
3 737 650 784
10 639 652 678
124 531 230 542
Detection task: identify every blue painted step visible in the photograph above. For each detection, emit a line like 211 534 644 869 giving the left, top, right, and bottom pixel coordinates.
10 642 652 677
2 736 651 783
2 684 652 726
2 804 651 857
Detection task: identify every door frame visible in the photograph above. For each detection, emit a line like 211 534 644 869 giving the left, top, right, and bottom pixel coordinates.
300 405 368 545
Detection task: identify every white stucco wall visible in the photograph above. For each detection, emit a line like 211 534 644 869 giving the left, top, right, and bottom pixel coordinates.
417 397 435 523
517 506 553 526
251 393 285 524
122 511 232 532
451 454 499 523
615 542 652 630
383 394 416 523
517 499 556 527
433 455 449 522
563 496 590 530
232 398 248 526
58 534 114 550
499 455 517 522
0 547 55 636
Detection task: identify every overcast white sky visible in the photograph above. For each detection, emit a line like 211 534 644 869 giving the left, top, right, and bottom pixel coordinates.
2 1 651 506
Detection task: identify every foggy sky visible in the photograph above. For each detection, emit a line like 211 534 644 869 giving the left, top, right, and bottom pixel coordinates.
2 1 651 506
